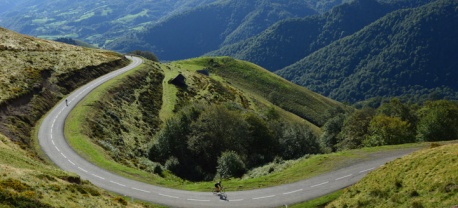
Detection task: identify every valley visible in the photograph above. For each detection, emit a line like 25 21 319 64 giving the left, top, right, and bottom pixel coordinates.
0 0 457 207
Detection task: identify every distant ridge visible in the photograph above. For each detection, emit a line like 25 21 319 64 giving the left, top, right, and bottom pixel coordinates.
277 0 458 103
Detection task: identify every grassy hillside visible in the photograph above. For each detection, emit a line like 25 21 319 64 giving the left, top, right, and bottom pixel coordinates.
175 57 344 127
0 27 129 147
327 143 458 207
0 133 157 207
277 0 458 103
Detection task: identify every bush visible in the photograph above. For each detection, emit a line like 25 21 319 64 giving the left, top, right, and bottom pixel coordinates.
365 115 414 146
217 151 246 178
279 123 320 160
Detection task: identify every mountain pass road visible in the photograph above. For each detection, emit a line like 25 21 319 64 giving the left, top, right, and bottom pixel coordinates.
38 56 419 207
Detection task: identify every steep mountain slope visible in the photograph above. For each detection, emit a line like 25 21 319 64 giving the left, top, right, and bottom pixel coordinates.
208 0 434 72
0 27 128 146
327 143 458 207
105 0 319 60
0 0 218 47
207 0 386 72
277 0 458 103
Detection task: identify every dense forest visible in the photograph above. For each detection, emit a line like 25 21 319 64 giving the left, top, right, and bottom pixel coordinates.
277 0 458 103
207 0 397 71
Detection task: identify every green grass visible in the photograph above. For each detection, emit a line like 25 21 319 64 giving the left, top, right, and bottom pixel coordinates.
65 61 180 185
0 27 122 104
288 190 343 208
159 63 180 121
327 143 458 208
175 57 346 128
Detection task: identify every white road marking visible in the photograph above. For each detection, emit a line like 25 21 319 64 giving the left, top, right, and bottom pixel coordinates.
55 146 60 152
229 199 244 202
283 189 303 195
92 174 105 180
253 195 276 200
78 167 88 173
187 199 210 202
159 193 179 199
131 187 150 193
60 152 67 158
68 160 75 165
359 168 375 173
51 140 55 145
110 181 126 187
311 181 329 188
335 174 352 181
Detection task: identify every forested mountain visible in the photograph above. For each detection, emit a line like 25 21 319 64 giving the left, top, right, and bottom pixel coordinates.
0 0 349 58
208 0 433 72
106 0 321 60
0 0 219 47
277 0 458 103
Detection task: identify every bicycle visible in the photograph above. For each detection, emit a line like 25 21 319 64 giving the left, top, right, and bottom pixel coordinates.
212 186 227 199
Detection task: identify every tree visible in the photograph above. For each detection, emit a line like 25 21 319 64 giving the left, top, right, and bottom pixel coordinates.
365 115 413 146
320 114 346 153
337 108 376 150
187 105 250 174
279 123 320 160
416 100 458 141
244 113 278 168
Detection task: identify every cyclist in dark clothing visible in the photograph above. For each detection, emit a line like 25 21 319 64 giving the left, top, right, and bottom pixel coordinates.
214 181 222 192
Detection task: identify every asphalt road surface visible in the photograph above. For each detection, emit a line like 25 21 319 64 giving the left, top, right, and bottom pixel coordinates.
39 56 419 207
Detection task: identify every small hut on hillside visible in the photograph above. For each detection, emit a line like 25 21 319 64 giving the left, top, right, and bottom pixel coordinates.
169 74 186 87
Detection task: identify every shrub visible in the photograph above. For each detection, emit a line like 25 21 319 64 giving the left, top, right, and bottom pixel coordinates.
365 115 414 146
217 151 246 178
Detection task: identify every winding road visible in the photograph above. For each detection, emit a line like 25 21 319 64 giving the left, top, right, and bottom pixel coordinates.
38 56 419 207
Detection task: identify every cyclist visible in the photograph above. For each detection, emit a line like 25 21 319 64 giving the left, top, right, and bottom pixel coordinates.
214 181 222 193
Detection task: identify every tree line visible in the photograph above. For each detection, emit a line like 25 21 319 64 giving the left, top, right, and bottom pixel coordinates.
320 99 458 152
148 99 458 181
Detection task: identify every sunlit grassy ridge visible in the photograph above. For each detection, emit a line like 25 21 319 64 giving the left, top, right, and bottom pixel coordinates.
175 57 346 127
0 27 121 103
327 143 458 208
